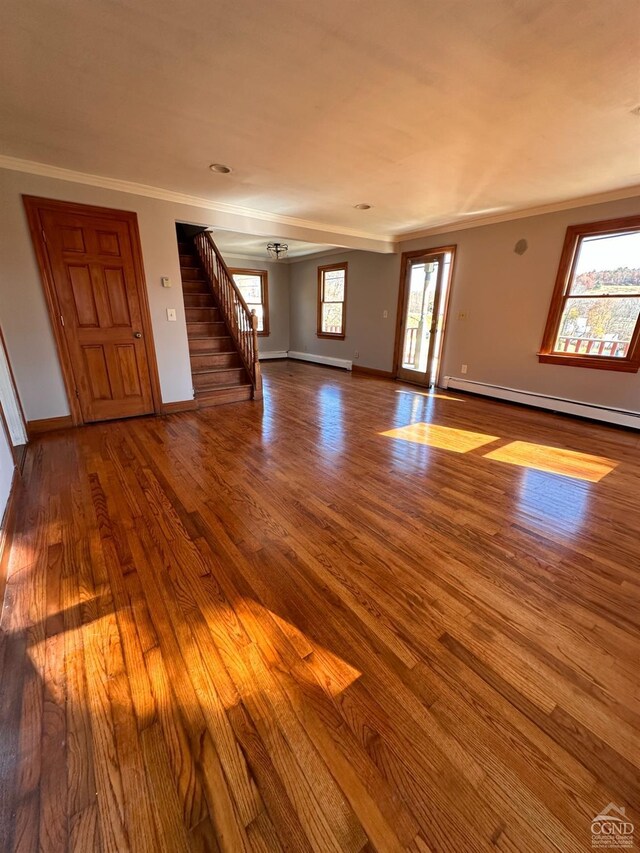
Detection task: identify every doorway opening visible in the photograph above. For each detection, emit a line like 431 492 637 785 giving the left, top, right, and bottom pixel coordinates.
0 328 27 467
394 246 456 387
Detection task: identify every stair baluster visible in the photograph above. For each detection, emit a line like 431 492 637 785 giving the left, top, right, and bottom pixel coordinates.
193 231 262 400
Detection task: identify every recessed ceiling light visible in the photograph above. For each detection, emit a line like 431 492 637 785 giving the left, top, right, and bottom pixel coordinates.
209 163 232 173
354 203 372 210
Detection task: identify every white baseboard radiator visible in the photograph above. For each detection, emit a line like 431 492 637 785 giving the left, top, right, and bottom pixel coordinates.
441 377 640 430
287 351 352 370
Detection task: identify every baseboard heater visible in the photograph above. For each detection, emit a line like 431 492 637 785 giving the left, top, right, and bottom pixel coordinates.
259 351 288 360
287 351 352 371
441 376 640 430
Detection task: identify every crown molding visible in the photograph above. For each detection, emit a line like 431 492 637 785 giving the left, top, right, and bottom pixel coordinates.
0 154 392 248
2 153 638 250
396 184 640 242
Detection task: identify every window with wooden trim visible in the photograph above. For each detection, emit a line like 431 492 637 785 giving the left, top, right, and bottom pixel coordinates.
230 269 269 336
539 215 640 372
317 263 347 339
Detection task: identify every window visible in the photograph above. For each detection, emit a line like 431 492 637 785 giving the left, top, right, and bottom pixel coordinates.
539 215 640 372
317 263 347 338
230 269 269 336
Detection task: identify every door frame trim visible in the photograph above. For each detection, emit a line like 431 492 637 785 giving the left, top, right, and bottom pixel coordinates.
22 196 162 425
392 244 457 384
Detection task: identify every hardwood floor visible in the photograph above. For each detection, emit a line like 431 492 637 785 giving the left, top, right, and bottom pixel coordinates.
1 360 639 852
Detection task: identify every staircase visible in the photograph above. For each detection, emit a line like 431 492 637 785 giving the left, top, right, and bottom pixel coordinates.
178 234 256 407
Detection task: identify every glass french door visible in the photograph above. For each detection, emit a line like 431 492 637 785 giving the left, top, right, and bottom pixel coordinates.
396 251 451 386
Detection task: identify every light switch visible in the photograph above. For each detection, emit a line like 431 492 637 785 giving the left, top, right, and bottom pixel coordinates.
383 310 388 319
167 308 177 322
161 276 171 288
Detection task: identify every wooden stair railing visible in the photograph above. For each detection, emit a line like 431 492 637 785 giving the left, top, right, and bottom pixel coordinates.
193 230 263 401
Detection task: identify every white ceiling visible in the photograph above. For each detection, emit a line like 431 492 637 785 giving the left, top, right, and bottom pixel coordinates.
1 0 639 240
213 230 336 261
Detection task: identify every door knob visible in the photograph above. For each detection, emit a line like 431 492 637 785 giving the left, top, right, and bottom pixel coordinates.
133 331 142 339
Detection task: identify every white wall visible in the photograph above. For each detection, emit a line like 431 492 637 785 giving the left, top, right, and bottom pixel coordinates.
288 250 399 372
222 256 290 354
0 168 194 418
1 163 639 421
288 195 640 412
401 196 640 411
0 422 15 523
0 167 319 420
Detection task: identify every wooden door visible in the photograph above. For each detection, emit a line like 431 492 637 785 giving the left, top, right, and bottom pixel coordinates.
24 198 159 423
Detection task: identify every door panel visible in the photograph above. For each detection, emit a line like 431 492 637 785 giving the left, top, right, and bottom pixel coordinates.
116 345 143 397
38 206 155 422
83 346 112 400
68 265 99 326
104 268 132 326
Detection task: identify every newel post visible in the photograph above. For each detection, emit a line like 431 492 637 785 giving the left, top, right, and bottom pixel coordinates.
251 311 263 401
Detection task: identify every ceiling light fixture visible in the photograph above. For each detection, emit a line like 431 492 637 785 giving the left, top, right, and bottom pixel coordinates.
209 163 232 173
266 242 288 260
354 203 372 210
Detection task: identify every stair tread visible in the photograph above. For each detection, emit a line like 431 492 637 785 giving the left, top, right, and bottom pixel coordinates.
196 383 252 395
186 322 226 327
190 350 236 356
193 365 244 373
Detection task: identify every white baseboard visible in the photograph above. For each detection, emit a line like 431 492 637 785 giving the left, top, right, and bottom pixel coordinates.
443 377 640 430
259 350 288 360
287 351 352 371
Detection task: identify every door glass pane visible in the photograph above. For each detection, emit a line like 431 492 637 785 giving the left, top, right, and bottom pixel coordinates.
402 261 439 373
554 296 640 357
429 253 451 385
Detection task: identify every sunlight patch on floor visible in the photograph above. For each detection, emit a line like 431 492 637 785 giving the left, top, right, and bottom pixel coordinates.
395 389 465 402
484 441 618 483
381 423 500 453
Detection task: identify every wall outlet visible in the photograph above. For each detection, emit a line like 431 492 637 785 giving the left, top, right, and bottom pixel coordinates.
461 364 468 374
354 350 359 359
167 308 177 322
458 311 468 321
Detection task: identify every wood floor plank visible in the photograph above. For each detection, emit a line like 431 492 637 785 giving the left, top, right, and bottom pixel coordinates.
139 724 192 853
1 362 639 851
39 543 68 853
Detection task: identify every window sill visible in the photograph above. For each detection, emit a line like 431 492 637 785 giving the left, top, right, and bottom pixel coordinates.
538 352 640 373
317 333 346 340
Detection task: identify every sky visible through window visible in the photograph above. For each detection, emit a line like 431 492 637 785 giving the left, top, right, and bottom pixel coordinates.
575 231 640 274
